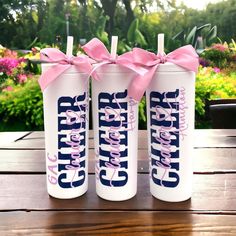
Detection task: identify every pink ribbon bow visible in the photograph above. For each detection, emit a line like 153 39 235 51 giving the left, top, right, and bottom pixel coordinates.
82 38 199 101
82 38 147 81
39 48 97 91
127 46 199 101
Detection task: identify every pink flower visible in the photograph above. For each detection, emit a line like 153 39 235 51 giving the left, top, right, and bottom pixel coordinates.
213 67 221 73
211 44 228 52
3 86 13 92
3 49 18 59
18 74 27 83
0 58 19 75
18 57 26 63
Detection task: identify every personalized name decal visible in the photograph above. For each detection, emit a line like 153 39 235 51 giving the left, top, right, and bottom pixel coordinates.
47 92 88 189
150 87 187 188
98 89 136 187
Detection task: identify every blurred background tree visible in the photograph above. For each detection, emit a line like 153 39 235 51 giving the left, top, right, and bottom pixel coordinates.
0 0 236 51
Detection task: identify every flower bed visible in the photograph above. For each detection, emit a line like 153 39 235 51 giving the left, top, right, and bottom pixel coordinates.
0 46 43 131
195 41 236 128
195 66 236 128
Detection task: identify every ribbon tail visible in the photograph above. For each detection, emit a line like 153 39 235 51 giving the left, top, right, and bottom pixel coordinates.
128 65 158 102
73 59 101 81
39 64 70 91
87 61 110 81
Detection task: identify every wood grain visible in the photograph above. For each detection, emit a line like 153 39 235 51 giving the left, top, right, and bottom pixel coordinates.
0 174 236 212
1 148 236 174
0 129 236 234
0 150 147 174
1 211 236 235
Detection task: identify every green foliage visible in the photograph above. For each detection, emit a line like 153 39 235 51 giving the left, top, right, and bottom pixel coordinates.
200 43 233 68
127 19 147 47
195 66 236 127
26 37 39 49
201 48 230 68
204 0 236 42
229 39 236 52
186 26 197 45
116 18 148 54
173 24 217 51
1 0 236 54
0 77 44 130
94 14 109 45
138 97 147 129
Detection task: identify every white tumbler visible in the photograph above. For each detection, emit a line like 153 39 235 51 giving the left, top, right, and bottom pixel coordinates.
146 62 195 202
92 64 138 201
42 64 89 199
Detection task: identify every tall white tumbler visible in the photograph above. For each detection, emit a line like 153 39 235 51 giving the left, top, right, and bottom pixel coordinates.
146 62 195 202
41 63 89 199
92 64 138 201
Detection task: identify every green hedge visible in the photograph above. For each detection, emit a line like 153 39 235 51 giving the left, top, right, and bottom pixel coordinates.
0 77 43 131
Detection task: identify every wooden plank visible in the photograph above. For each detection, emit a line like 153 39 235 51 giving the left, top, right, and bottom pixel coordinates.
194 129 236 148
0 211 236 235
0 150 45 173
0 174 236 211
1 148 236 174
27 129 236 139
0 150 147 173
1 130 236 149
25 130 94 139
193 148 236 173
194 136 236 148
0 132 30 146
0 138 46 150
195 129 236 137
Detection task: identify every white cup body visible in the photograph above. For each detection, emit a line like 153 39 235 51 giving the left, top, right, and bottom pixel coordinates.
146 62 195 202
42 64 89 199
92 64 138 201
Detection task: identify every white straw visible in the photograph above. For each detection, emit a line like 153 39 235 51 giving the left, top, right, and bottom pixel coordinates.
111 36 118 59
66 36 74 57
157 33 165 54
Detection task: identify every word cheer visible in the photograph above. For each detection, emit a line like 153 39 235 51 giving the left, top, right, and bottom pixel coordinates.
55 92 87 188
98 89 136 187
150 87 188 188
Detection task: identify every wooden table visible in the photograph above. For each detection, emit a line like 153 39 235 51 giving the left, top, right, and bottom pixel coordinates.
0 130 236 235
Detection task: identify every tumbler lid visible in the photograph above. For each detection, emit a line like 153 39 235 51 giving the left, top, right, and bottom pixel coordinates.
93 64 133 74
156 62 188 72
41 63 86 74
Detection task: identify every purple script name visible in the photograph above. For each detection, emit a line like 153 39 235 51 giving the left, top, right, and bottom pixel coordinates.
178 87 188 141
